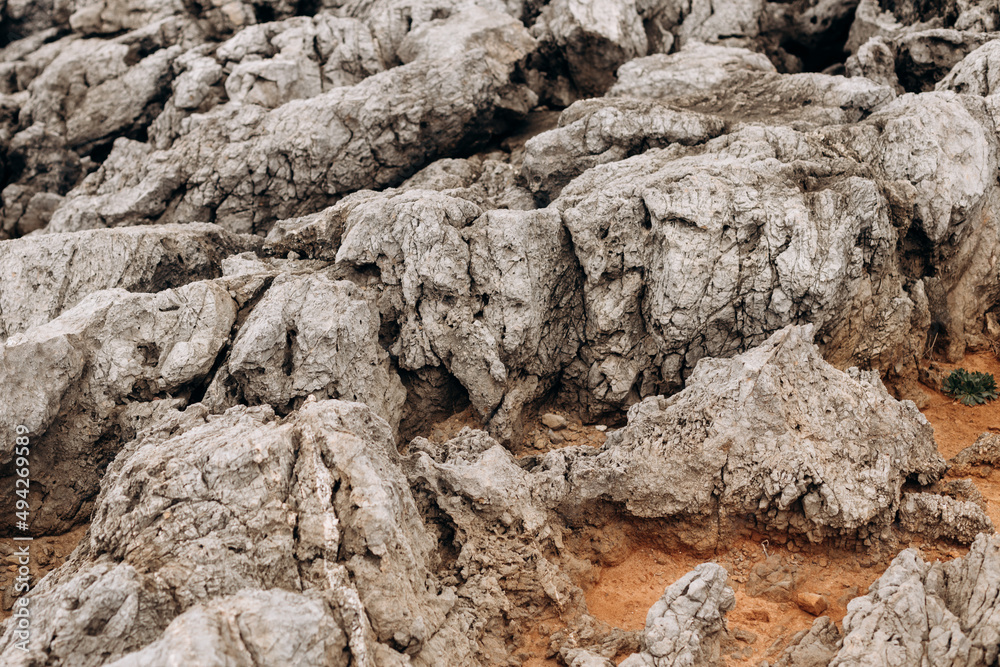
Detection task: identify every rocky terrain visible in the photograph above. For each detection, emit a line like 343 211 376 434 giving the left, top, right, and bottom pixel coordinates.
2 0 1000 664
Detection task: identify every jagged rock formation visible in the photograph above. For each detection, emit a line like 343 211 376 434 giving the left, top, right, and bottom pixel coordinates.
3 0 1000 664
618 563 736 667
768 532 1000 666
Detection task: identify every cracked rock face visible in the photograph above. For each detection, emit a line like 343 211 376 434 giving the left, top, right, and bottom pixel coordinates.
556 325 954 547
4 0 1000 664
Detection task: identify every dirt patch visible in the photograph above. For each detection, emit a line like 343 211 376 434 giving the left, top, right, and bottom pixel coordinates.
918 351 1000 529
1 524 88 620
919 352 1000 459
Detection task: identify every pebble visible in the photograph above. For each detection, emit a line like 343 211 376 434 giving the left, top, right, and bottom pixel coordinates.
548 429 564 444
541 413 567 430
796 592 829 616
595 424 607 432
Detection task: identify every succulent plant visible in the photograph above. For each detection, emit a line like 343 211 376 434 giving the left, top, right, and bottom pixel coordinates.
942 368 999 406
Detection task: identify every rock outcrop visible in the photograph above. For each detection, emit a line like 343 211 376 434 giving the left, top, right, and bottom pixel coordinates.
4 0 1000 664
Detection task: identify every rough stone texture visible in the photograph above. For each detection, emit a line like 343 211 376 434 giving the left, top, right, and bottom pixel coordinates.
46 49 535 235
530 0 648 97
829 532 1000 666
0 223 258 341
204 272 407 430
898 492 994 544
619 563 736 667
0 280 238 533
950 432 1000 475
768 617 842 667
105 589 350 667
552 123 918 414
285 188 585 442
559 326 948 546
522 97 725 201
4 0 1000 664
0 399 485 666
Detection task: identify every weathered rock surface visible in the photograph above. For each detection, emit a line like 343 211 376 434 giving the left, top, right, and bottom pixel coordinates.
950 432 1000 474
0 280 237 533
0 223 258 341
772 532 1000 666
4 0 1000 664
46 50 534 235
619 563 736 667
558 325 949 546
0 399 482 665
205 272 407 429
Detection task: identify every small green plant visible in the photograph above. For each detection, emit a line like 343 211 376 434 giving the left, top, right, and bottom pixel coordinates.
942 369 999 406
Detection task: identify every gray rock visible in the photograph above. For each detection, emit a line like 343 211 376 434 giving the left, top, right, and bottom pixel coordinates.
0 399 469 665
0 280 238 533
950 432 1000 474
560 325 947 546
47 49 535 235
828 532 1000 666
522 97 725 200
898 492 994 544
619 563 735 667
205 272 407 430
106 589 349 667
531 0 648 96
0 223 259 341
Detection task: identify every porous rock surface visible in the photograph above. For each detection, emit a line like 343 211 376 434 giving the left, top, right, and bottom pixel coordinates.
3 0 1000 664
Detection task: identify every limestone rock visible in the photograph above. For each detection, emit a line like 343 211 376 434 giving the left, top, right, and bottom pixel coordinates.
205 272 407 430
521 97 725 201
0 399 471 665
950 432 1000 474
560 325 948 545
619 563 736 667
47 50 535 235
0 223 259 341
106 589 349 667
898 491 994 544
0 280 238 533
829 533 1000 666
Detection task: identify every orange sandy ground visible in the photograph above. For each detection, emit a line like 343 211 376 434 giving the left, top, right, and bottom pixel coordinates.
523 352 1000 666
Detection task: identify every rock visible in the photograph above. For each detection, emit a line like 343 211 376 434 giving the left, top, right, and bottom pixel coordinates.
204 272 407 431
530 0 648 97
564 648 617 667
823 533 1000 666
898 491 994 543
47 50 535 235
521 97 725 201
105 589 350 667
0 399 479 665
950 432 1000 474
0 223 259 341
619 563 736 667
769 617 842 667
747 556 803 603
0 280 238 533
541 413 567 429
558 325 948 547
795 592 830 616
397 5 537 65
938 39 1000 95
325 190 583 442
